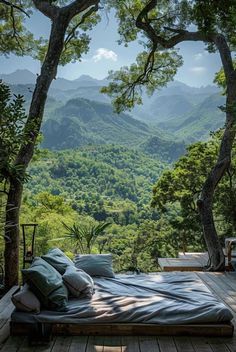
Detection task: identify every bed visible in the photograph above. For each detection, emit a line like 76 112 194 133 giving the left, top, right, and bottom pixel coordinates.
10 272 234 337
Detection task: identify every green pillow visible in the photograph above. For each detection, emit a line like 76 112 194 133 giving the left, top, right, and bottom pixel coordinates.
42 248 74 274
22 257 68 311
74 254 115 278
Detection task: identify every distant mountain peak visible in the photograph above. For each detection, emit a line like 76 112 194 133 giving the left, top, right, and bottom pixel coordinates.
75 74 97 82
0 69 36 84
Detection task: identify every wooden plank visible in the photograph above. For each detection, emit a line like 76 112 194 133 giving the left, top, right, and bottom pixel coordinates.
10 322 234 337
190 337 213 352
158 258 203 272
208 338 230 352
51 336 72 352
0 320 11 345
174 337 195 352
69 336 88 352
139 336 159 352
103 336 122 352
0 336 26 352
157 337 177 352
34 338 56 352
0 286 18 309
222 273 236 291
86 336 104 352
224 335 236 352
197 273 236 315
121 336 140 352
18 337 37 352
0 286 19 320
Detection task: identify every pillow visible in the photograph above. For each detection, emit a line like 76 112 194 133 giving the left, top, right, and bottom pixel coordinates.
62 266 94 298
11 284 40 313
74 254 115 278
22 257 68 311
41 248 74 274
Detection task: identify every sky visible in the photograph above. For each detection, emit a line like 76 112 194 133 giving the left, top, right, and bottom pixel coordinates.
0 9 223 87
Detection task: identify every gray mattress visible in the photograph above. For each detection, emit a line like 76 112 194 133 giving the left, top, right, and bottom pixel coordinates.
11 273 233 325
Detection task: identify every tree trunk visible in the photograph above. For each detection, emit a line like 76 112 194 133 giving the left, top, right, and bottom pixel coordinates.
4 180 23 288
197 35 236 271
4 13 69 288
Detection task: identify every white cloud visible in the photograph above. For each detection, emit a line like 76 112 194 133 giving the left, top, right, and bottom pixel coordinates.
190 66 207 73
92 48 118 62
194 53 203 61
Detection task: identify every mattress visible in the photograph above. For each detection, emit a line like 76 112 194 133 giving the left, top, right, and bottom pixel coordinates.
11 273 233 325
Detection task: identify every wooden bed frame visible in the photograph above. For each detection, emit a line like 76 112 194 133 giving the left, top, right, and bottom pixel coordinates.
10 321 234 337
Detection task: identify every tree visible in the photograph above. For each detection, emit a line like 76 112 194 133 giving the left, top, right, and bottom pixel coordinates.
1 0 101 288
103 0 236 270
0 80 27 249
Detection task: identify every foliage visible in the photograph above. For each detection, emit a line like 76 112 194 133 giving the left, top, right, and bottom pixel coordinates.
0 80 27 185
17 136 235 272
0 1 35 56
214 60 236 93
62 221 111 254
36 12 101 66
101 50 183 112
103 0 236 111
152 132 236 247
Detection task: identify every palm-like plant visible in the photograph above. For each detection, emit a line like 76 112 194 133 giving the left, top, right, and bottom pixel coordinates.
62 221 112 254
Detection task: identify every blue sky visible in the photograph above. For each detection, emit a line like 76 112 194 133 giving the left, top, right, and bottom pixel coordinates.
0 9 222 87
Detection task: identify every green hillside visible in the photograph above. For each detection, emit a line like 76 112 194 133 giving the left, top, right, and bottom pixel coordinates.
26 145 166 224
42 98 150 147
41 97 185 161
158 93 225 141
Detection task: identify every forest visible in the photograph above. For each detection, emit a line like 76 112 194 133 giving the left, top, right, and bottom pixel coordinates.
0 0 236 290
1 131 234 273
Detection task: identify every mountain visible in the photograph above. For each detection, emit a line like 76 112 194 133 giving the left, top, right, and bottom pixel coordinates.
158 93 225 141
0 69 107 91
49 85 110 104
42 97 152 148
41 97 185 162
0 69 36 85
148 94 194 123
2 70 225 144
131 80 220 122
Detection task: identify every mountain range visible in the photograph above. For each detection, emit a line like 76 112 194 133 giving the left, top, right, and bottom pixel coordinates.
41 97 185 162
0 69 226 154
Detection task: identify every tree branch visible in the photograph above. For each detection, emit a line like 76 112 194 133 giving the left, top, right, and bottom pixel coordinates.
9 5 24 53
64 0 100 20
135 0 211 49
0 0 30 17
32 0 59 20
64 3 99 48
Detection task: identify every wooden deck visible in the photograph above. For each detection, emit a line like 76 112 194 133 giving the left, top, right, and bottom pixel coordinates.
2 272 236 351
158 252 210 271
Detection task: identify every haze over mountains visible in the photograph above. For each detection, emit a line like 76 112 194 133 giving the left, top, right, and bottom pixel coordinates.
0 69 226 158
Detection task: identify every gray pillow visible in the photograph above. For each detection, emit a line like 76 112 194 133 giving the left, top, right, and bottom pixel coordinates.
63 266 94 298
74 254 115 278
11 284 40 313
22 257 68 311
42 248 74 274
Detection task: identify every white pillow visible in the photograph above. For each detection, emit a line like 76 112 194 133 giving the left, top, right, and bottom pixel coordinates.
62 266 94 298
11 284 40 313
